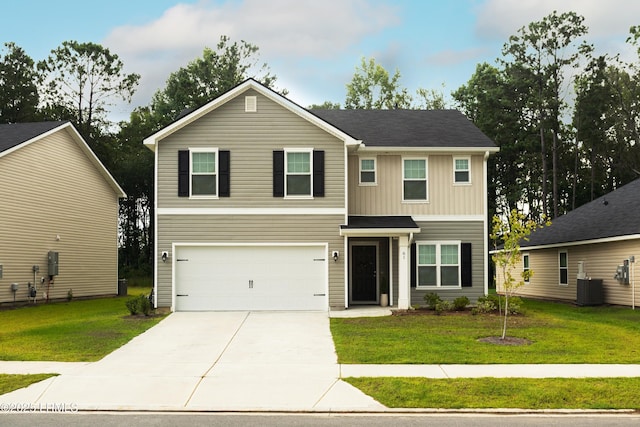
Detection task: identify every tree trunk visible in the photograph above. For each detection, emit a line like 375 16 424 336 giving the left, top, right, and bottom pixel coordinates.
540 126 548 218
501 293 509 340
552 129 559 218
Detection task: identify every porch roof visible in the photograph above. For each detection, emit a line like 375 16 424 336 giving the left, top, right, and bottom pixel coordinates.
340 216 420 237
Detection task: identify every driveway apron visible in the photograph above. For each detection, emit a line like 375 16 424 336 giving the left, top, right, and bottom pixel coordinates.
0 312 382 411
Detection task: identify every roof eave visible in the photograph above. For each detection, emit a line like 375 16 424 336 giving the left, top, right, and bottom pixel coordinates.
355 145 499 153
339 227 421 237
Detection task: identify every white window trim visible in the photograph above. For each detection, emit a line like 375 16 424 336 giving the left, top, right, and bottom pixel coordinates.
453 156 471 185
189 147 219 199
416 240 461 289
559 250 568 286
402 157 428 203
359 157 377 186
284 148 313 199
523 253 530 284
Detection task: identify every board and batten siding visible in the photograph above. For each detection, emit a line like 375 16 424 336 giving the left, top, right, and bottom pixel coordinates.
157 214 344 309
0 129 120 303
157 89 345 209
409 220 486 304
498 239 640 307
348 154 485 216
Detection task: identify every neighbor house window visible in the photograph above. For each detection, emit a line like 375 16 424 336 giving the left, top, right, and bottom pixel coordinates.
359 158 376 185
559 251 568 285
285 149 312 197
523 253 530 284
417 242 460 287
191 148 218 197
403 158 427 201
454 157 470 184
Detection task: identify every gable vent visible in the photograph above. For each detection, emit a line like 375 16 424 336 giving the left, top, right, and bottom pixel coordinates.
245 96 257 112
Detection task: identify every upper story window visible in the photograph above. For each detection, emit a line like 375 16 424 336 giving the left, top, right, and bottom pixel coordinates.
403 158 427 201
417 241 460 288
559 251 568 285
286 149 312 197
191 148 218 197
454 157 471 184
359 158 376 185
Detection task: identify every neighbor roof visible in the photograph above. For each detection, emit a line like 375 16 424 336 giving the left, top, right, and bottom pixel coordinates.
312 109 497 149
522 178 640 248
0 121 68 153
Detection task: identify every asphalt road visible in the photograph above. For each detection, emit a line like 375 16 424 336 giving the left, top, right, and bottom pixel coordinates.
1 413 639 427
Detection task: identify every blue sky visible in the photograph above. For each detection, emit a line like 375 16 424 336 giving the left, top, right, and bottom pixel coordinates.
2 0 638 120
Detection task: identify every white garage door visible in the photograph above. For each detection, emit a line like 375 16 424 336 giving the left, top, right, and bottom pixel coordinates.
174 245 327 311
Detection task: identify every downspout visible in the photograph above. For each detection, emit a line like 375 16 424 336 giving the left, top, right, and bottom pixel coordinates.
483 151 490 296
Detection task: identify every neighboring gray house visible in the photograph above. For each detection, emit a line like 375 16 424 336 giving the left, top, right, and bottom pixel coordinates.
0 121 126 303
144 79 498 312
496 178 640 307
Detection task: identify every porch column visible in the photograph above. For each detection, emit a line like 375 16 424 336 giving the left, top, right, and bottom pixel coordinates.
397 235 410 310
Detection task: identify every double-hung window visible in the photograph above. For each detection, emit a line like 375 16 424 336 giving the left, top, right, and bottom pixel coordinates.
285 149 312 197
417 242 460 287
454 157 470 184
191 148 218 197
403 158 427 201
559 251 568 285
523 253 530 284
359 158 376 185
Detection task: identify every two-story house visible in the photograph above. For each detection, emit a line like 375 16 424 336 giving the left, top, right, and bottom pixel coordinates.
144 79 498 311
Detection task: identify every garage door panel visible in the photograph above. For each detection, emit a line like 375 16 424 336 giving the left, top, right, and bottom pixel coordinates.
175 245 327 311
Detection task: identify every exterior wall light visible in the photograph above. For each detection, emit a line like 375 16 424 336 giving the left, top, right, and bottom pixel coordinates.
332 251 339 262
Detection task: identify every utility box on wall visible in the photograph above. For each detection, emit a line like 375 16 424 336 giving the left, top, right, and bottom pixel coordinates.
47 251 59 276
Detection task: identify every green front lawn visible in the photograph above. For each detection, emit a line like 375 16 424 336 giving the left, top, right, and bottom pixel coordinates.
331 299 640 364
0 290 165 362
345 377 640 409
0 374 57 395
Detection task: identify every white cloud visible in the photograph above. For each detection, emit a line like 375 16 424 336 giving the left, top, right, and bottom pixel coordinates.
103 0 400 111
476 0 640 41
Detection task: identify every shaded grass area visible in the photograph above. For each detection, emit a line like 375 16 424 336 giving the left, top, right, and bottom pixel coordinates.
331 299 640 364
0 374 56 395
345 377 640 409
0 290 165 362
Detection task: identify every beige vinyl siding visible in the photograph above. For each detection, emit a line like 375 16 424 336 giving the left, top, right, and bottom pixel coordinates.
348 154 485 216
157 89 345 209
410 220 486 303
496 239 640 307
0 129 120 303
156 214 344 309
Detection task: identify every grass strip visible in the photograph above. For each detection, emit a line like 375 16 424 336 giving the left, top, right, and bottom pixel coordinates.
0 374 56 395
345 377 640 409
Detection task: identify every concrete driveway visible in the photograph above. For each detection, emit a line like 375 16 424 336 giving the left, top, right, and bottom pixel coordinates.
0 312 382 411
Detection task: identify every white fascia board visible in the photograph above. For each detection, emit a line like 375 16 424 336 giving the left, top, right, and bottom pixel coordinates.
143 79 360 150
339 227 421 237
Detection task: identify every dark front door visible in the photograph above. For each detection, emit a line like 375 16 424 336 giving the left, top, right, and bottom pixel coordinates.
351 244 377 303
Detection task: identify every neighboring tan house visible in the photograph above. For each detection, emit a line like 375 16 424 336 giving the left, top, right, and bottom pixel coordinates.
0 121 126 303
495 178 640 307
144 79 498 312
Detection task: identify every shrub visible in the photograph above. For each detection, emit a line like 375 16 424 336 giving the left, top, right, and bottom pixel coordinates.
125 297 139 315
424 292 442 310
125 294 152 316
453 296 470 311
435 300 453 315
472 295 498 315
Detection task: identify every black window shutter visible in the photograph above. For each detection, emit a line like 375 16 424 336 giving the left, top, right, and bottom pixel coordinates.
313 150 325 197
178 150 189 197
410 243 417 287
273 150 284 197
461 243 472 287
219 150 230 197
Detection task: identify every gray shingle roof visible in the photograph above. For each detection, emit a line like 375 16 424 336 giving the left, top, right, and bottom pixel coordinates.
523 178 640 248
341 216 420 230
311 109 496 148
0 121 68 153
